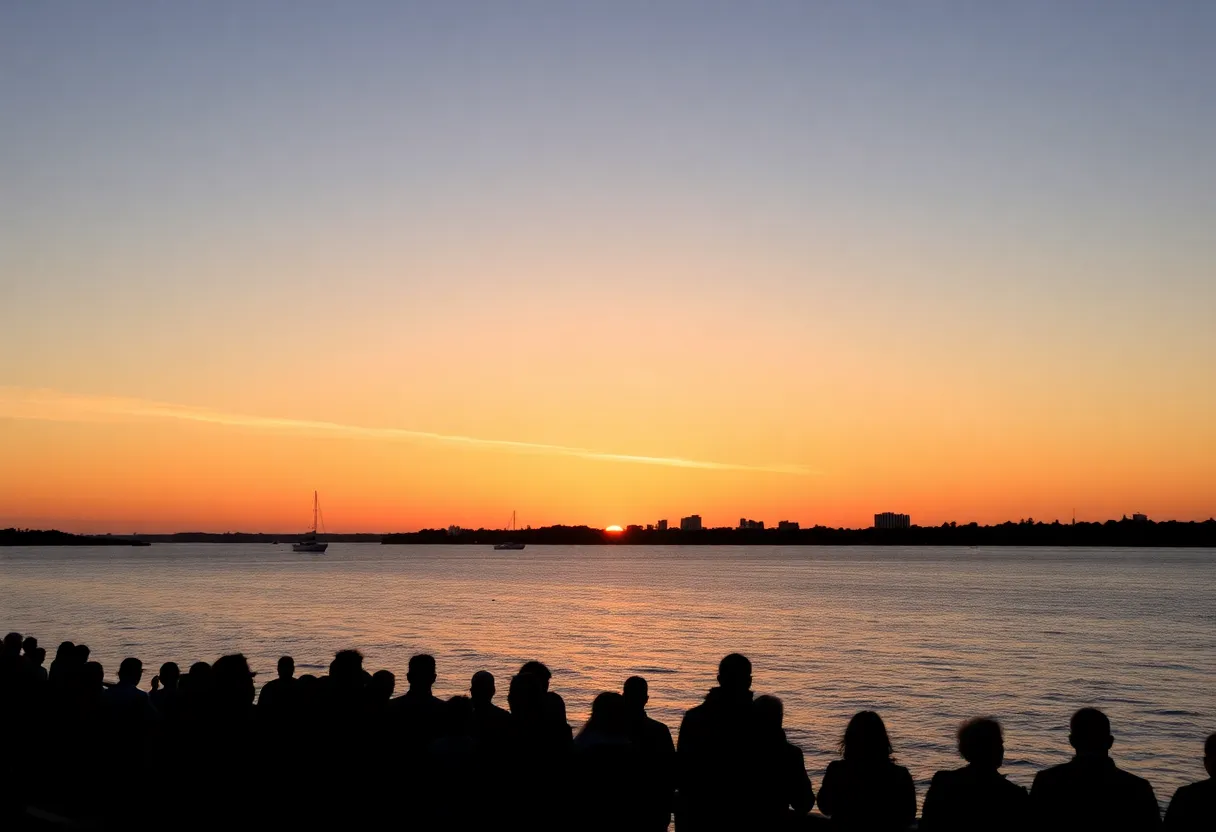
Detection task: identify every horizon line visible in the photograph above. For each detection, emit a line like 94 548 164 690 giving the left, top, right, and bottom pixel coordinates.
0 386 815 476
10 515 1211 538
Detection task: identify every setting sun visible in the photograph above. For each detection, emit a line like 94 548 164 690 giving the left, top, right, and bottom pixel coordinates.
605 525 623 533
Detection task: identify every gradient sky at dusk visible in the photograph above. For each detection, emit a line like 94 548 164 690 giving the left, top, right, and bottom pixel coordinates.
2 2 1214 532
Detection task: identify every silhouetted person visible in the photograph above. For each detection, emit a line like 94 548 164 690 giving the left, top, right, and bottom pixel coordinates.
29 646 48 684
751 694 815 829
677 653 760 831
505 671 572 830
99 658 155 818
149 661 181 718
21 635 37 657
521 659 573 741
469 670 512 747
574 691 647 831
0 632 23 692
368 668 395 708
921 717 1028 831
1030 707 1160 831
102 657 153 713
1165 733 1216 830
623 675 676 831
257 655 296 712
817 710 916 831
390 654 446 761
48 640 77 688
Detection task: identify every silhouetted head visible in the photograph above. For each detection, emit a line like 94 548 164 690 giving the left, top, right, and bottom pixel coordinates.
407 654 437 692
296 674 319 706
1205 733 1215 778
76 644 91 662
277 656 295 680
470 670 496 703
212 654 256 708
623 676 649 711
841 711 894 763
22 636 37 655
717 653 752 694
754 694 785 737
519 661 552 692
3 632 22 654
83 661 105 692
158 662 180 689
958 717 1004 769
54 641 76 663
508 672 544 717
443 695 474 737
329 649 364 685
118 657 143 686
32 647 46 667
1069 708 1113 755
579 691 628 740
369 669 395 702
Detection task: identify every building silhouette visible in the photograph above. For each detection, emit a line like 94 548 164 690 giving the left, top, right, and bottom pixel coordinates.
680 515 702 532
874 512 911 530
657 519 668 532
739 518 764 530
778 520 799 531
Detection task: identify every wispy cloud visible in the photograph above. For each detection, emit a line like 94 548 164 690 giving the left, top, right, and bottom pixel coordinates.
0 387 812 475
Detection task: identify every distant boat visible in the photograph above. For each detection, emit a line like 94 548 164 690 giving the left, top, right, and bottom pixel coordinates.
494 511 526 550
293 492 328 553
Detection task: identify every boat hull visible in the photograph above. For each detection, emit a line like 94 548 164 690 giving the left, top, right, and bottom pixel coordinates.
493 542 525 550
293 542 328 553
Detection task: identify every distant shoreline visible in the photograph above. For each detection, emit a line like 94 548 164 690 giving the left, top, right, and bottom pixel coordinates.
4 519 1215 547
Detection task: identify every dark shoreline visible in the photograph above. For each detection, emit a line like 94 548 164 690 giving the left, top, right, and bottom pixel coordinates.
384 519 1216 547
5 518 1215 547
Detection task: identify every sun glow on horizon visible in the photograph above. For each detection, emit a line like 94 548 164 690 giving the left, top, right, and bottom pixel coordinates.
605 525 624 533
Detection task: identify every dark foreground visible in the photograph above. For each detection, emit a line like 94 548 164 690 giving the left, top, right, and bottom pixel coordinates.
1 632 1212 831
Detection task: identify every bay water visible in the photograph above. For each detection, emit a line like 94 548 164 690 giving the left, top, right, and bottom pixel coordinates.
2 544 1212 806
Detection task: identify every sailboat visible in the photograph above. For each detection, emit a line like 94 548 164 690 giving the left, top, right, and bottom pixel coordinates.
493 511 526 550
293 491 329 553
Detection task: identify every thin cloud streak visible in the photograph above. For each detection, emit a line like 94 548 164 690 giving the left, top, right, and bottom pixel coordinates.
0 387 813 476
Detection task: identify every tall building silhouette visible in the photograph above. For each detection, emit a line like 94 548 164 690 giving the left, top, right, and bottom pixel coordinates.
680 515 702 532
874 512 911 529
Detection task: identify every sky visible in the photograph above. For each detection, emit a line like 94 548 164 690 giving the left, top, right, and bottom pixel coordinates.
1 1 1214 533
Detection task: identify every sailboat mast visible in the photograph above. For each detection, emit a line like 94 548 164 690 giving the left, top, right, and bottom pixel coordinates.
313 491 319 534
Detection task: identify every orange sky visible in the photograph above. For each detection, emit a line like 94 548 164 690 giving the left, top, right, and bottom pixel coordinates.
1 385 1212 533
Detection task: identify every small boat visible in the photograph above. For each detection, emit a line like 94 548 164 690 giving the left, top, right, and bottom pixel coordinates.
293 491 329 553
493 511 525 551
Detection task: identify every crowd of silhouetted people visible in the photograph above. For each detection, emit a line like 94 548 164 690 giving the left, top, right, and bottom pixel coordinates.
1 633 1212 830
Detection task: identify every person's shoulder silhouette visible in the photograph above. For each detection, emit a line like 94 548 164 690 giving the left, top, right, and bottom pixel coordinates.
1030 708 1160 831
1164 733 1215 831
921 717 1027 832
623 676 674 754
816 710 916 832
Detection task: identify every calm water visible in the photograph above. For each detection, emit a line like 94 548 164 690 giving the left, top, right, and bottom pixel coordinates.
2 544 1213 807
